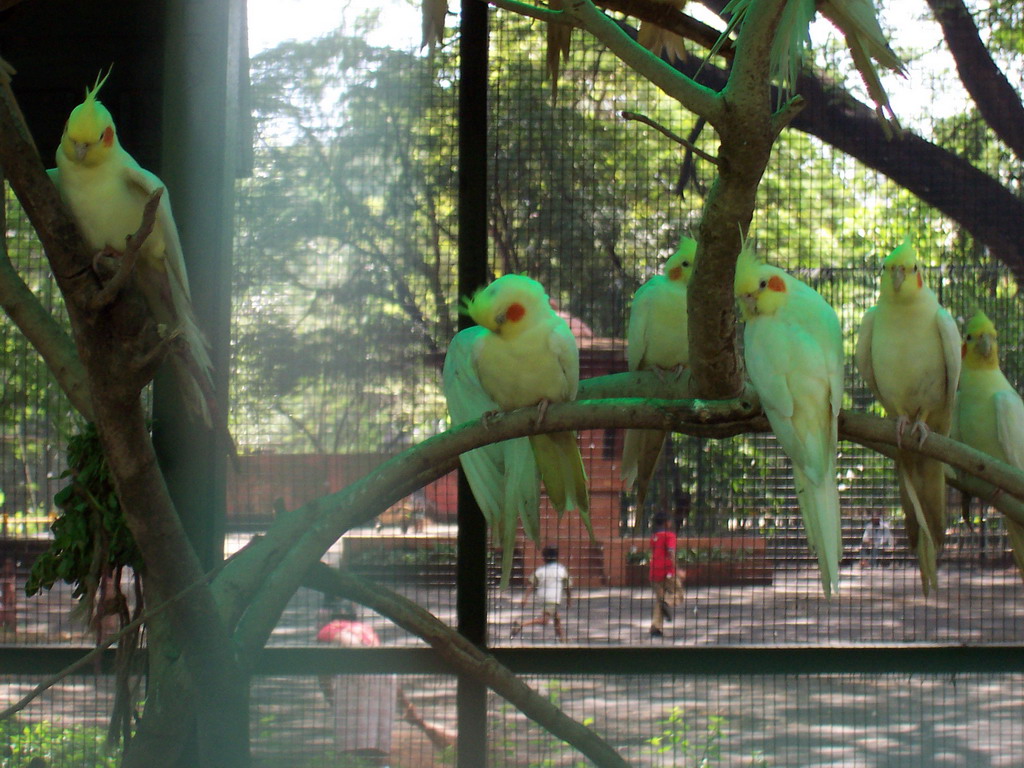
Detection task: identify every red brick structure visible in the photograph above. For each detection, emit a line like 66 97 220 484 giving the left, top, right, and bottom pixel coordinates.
228 311 634 587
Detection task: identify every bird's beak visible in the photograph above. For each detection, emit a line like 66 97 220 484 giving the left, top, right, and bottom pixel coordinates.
494 310 506 327
739 295 757 319
74 142 89 162
891 266 906 292
976 334 993 359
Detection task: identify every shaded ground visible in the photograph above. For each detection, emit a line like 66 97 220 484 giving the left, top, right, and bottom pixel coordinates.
3 561 1021 766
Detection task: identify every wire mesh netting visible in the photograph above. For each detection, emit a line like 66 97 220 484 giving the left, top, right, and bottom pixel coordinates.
486 674 1024 768
0 0 1023 766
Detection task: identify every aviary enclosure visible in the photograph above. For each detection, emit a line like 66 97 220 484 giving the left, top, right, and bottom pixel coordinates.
0 0 1022 766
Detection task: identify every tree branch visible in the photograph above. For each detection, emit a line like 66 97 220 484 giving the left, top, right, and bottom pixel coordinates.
789 69 1024 283
0 202 93 419
720 0 786 107
924 0 1024 161
227 384 1024 658
620 110 720 165
558 0 723 122
0 554 226 723
229 391 764 657
304 564 630 767
839 411 1024 510
857 436 1024 529
598 0 734 58
0 68 249 760
659 50 1024 283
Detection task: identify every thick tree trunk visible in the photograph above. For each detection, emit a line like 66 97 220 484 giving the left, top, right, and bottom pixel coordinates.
789 72 1024 282
0 80 251 768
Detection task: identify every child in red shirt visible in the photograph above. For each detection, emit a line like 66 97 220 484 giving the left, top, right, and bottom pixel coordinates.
649 512 680 637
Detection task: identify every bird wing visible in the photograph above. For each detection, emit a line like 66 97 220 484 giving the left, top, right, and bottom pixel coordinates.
443 327 540 579
747 318 834 485
855 306 879 398
995 389 1024 471
122 157 213 382
549 317 580 400
626 278 655 372
936 306 962 423
121 159 192 300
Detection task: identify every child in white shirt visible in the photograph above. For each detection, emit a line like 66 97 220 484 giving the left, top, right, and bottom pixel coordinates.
511 546 572 641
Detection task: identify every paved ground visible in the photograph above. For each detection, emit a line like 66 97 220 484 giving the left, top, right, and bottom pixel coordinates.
3 561 1023 766
260 563 1024 767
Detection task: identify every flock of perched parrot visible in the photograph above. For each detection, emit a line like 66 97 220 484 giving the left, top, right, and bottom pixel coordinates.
444 237 1024 596
43 70 1022 598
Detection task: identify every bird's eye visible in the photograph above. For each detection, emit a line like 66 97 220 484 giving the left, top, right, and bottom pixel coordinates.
681 261 690 268
758 279 767 289
965 334 972 341
912 265 918 272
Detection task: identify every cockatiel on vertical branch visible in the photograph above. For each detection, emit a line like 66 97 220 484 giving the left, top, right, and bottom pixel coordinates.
621 237 696 520
735 244 844 597
713 0 905 131
953 311 1024 580
48 70 217 429
443 275 591 585
855 235 961 593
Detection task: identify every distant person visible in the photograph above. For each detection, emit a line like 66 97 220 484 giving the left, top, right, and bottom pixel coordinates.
859 513 894 568
511 546 572 642
649 512 680 638
317 599 396 766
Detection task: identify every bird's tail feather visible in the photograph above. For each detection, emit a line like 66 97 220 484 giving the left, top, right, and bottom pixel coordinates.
529 432 592 537
794 466 842 597
897 452 945 594
621 429 667 526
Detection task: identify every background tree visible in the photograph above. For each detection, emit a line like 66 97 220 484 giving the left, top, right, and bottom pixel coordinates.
0 1 1022 767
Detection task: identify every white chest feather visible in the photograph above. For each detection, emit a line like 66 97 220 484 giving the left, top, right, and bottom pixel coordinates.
57 157 166 260
475 321 576 408
870 299 949 416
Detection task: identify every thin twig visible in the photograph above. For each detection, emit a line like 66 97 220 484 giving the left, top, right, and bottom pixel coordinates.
130 326 182 381
89 188 163 311
621 110 720 165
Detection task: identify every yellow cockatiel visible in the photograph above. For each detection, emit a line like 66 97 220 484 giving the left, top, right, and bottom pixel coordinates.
856 236 961 593
443 275 590 585
48 70 214 426
735 245 844 596
953 311 1024 579
622 237 696 514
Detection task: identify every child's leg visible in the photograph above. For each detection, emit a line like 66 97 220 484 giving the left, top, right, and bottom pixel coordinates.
552 610 564 640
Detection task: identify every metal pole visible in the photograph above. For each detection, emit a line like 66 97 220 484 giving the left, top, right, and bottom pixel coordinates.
155 0 246 570
457 0 490 764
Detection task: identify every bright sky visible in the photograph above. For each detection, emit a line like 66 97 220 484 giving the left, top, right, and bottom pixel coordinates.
248 0 422 53
247 0 965 122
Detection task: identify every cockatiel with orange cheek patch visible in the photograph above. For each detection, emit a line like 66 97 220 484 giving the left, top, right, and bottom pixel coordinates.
622 237 696 517
735 245 844 597
953 311 1024 580
855 235 961 593
47 70 215 427
443 275 590 585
